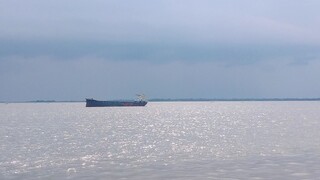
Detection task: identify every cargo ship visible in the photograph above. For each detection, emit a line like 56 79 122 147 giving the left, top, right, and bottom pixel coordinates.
86 95 147 107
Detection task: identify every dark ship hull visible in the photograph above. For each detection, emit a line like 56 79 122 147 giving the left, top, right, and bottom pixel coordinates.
86 98 147 107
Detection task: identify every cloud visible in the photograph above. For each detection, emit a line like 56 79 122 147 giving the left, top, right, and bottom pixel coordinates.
1 0 320 44
1 0 320 100
1 56 320 101
1 40 320 67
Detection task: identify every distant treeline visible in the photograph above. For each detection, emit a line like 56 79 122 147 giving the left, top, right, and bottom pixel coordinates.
1 98 320 103
149 98 320 102
0 100 82 103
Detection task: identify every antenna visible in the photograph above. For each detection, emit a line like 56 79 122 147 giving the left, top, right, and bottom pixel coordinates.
136 94 147 101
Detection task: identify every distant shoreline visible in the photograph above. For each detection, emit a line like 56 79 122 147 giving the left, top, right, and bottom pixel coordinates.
1 98 320 103
150 98 320 102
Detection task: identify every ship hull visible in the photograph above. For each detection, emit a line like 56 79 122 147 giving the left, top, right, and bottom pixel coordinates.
86 99 147 107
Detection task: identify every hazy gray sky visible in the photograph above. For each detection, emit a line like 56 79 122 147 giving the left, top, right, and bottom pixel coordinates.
1 0 320 101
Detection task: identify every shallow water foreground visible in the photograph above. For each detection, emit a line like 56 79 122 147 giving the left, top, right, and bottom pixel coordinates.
1 102 320 179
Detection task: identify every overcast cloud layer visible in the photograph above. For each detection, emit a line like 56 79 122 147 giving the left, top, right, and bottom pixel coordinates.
1 0 320 101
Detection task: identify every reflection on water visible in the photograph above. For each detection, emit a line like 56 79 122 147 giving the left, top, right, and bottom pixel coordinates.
1 102 320 179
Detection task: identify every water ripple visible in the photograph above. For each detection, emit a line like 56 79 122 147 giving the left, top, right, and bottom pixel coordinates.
1 102 320 179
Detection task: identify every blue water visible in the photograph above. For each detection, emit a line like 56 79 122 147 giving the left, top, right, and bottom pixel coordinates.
1 102 320 179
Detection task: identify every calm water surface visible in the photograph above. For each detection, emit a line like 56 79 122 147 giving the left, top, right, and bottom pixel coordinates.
1 102 320 179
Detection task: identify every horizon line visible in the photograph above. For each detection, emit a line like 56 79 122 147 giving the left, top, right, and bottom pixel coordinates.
1 97 320 103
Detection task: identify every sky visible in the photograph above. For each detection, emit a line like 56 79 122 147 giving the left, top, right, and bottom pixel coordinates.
1 0 320 101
